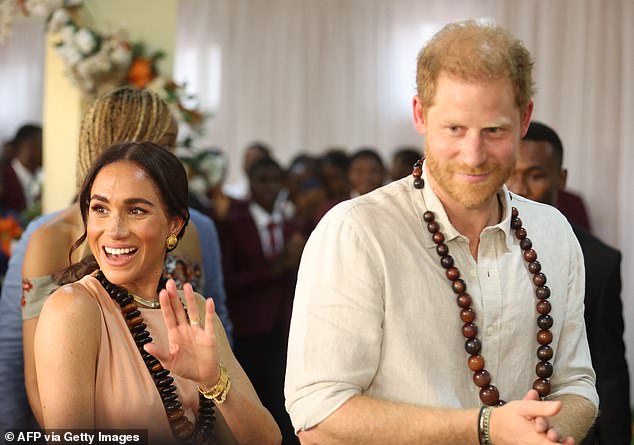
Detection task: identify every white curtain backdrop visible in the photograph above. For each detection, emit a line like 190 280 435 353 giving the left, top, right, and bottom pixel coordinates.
174 0 634 401
0 15 45 144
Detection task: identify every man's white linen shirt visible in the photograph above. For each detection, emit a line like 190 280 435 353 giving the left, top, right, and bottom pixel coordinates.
285 166 598 432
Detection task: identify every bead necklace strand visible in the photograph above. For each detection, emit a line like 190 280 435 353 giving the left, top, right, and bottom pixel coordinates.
95 271 216 443
412 160 554 406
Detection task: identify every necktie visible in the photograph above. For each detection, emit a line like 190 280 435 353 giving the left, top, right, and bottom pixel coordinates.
267 222 277 257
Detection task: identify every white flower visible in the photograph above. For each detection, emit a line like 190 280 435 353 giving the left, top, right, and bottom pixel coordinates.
0 0 17 44
26 0 63 16
110 43 132 66
60 24 75 43
48 8 70 33
56 43 82 65
74 27 96 55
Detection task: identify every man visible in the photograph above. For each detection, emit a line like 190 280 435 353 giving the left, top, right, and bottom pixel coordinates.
285 20 598 444
0 124 42 213
507 121 631 445
219 156 305 444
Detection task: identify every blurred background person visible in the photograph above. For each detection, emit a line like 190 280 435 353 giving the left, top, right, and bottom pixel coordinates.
224 141 272 200
389 146 423 182
0 124 42 215
218 156 305 444
347 147 385 197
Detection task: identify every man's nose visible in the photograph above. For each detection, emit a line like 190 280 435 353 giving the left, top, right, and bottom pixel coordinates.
460 133 487 168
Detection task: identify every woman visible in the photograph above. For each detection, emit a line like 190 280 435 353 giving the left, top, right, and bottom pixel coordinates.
35 142 280 444
18 86 232 426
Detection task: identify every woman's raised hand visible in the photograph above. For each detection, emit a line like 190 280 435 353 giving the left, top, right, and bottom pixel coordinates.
143 279 220 386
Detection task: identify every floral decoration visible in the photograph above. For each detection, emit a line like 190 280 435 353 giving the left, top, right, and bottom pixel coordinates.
1 0 209 141
0 214 23 257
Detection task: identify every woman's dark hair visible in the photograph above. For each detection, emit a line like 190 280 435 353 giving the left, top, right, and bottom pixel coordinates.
56 141 190 284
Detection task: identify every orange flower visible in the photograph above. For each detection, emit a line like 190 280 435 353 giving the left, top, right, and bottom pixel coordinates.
127 57 156 88
0 215 22 257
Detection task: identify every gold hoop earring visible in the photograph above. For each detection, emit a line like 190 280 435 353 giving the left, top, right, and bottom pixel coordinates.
165 234 178 251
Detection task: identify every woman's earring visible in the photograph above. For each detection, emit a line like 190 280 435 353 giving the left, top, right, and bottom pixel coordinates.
165 234 178 251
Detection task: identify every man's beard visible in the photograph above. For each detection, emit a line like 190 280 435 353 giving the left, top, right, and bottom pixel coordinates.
425 148 515 209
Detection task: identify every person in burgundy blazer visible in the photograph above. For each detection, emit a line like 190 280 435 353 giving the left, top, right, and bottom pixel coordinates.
217 157 305 445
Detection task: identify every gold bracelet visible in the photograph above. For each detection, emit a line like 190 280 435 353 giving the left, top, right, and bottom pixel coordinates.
198 364 231 405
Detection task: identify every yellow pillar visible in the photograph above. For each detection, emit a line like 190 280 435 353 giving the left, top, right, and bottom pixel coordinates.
42 0 178 213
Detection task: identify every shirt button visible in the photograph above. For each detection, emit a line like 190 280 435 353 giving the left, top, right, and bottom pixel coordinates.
470 269 477 277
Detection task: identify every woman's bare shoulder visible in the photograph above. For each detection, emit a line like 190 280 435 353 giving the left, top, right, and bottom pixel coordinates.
24 206 85 276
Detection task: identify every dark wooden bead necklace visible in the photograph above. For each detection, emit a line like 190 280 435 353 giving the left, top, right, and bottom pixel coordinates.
412 160 553 406
95 270 216 443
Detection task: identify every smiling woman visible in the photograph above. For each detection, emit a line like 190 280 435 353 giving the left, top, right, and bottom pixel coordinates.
34 142 281 445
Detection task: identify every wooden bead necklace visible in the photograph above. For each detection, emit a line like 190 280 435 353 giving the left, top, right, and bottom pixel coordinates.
95 270 216 443
412 160 554 406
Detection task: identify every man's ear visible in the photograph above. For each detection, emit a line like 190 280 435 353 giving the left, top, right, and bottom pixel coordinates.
559 168 568 192
520 101 534 137
412 95 427 135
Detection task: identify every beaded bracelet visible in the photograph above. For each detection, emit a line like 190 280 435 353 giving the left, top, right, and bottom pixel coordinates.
478 406 494 445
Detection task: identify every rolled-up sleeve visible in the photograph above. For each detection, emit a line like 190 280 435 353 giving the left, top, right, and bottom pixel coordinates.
548 228 599 407
284 206 385 431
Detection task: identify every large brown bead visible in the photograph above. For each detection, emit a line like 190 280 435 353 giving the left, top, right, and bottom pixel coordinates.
510 217 522 229
533 272 547 286
468 354 485 371
427 221 439 233
536 300 552 315
433 232 445 244
423 211 434 223
413 165 422 177
528 261 542 274
511 207 519 218
520 238 533 251
479 385 500 406
460 308 475 323
473 370 491 387
436 243 449 256
456 293 472 308
441 256 454 269
533 378 551 397
462 322 478 338
413 178 424 189
167 408 185 421
536 361 553 378
537 329 553 345
537 345 554 361
515 227 527 240
446 267 460 281
452 279 466 294
535 286 551 300
537 315 553 330
523 249 537 262
465 338 482 354
126 316 143 328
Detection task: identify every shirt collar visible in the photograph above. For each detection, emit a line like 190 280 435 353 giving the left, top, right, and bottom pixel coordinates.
414 161 513 252
249 201 283 228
